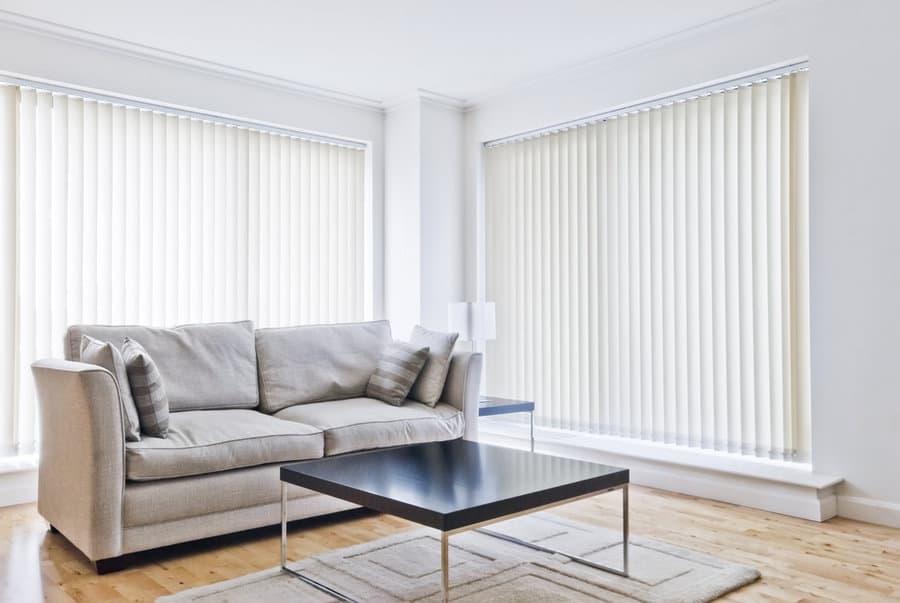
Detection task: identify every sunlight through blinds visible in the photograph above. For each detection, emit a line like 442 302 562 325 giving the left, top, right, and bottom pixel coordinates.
0 84 367 455
485 70 809 461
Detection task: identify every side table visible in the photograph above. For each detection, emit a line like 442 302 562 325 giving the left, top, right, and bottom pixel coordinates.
478 396 536 452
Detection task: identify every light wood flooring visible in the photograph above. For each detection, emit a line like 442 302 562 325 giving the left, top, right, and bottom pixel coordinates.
1 485 898 602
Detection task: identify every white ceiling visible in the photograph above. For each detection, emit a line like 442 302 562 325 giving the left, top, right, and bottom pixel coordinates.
0 0 776 105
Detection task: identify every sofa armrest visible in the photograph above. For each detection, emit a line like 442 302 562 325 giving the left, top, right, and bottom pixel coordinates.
31 358 126 561
440 351 483 441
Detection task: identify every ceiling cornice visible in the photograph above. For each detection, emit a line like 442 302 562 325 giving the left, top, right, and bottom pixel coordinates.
0 0 804 116
418 89 469 111
383 88 469 113
465 0 793 108
0 9 386 112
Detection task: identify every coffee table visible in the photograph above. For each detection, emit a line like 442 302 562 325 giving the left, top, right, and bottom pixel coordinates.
280 439 629 602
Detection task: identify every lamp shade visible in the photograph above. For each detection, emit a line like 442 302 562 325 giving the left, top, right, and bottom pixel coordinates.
448 303 471 339
472 301 496 341
448 302 496 341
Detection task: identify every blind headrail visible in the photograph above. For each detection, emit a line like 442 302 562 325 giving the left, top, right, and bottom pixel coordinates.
484 60 808 148
0 73 368 150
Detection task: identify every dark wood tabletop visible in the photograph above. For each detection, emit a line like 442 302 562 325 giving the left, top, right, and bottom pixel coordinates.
281 439 628 532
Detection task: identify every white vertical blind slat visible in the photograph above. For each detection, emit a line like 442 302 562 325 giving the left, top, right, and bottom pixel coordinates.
94 101 110 323
17 89 38 452
661 105 676 443
486 72 810 461
649 111 664 441
151 111 166 326
792 73 811 457
0 87 16 452
110 106 127 324
164 115 179 324
50 95 69 359
125 108 141 321
0 86 15 453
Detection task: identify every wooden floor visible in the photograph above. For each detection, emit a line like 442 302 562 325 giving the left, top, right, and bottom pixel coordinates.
1 485 898 602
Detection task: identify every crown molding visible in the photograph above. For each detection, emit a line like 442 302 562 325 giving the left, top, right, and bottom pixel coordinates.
418 89 469 111
383 88 469 113
0 1 807 116
0 9 385 112
382 93 420 114
465 0 795 108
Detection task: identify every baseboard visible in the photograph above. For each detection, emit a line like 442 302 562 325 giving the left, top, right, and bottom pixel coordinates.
0 467 37 507
479 423 839 522
837 495 900 528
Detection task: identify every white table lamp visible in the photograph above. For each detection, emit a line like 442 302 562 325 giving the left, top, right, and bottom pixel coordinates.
448 302 496 348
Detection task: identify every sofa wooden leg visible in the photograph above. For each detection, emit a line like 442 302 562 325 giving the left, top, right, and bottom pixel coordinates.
94 556 128 574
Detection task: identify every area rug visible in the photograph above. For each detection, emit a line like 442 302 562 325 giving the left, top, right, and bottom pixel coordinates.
158 512 759 602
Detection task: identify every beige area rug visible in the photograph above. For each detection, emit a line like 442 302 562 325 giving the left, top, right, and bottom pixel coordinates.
158 512 759 602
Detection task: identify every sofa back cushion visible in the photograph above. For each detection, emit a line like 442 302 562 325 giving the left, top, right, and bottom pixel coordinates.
256 320 392 413
65 321 258 412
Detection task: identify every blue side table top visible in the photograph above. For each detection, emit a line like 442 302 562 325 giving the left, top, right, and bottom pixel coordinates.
478 396 535 417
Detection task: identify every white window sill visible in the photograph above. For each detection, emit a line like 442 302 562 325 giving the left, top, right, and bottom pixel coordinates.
479 418 841 491
0 455 38 508
0 454 38 475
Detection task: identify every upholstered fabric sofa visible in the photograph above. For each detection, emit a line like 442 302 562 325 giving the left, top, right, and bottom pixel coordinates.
30 320 482 572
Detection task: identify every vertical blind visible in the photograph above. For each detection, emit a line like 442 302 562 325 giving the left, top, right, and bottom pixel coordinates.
0 84 368 456
485 70 810 461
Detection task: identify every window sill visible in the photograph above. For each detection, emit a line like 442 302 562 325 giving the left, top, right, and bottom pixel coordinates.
0 455 38 508
0 454 38 475
480 419 838 489
479 418 842 521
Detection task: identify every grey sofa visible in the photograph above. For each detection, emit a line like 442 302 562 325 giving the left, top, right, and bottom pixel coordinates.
30 319 483 572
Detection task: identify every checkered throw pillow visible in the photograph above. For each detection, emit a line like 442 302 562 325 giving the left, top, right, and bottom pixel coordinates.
366 342 430 406
122 337 170 437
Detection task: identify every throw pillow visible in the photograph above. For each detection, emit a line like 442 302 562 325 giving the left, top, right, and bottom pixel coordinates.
408 325 459 406
122 337 170 437
80 335 142 442
366 341 430 406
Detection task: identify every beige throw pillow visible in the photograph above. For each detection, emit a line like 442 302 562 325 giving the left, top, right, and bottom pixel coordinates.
122 337 170 438
80 335 141 442
408 325 459 406
366 342 430 406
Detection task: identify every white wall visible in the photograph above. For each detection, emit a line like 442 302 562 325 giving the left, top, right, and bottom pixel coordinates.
420 101 465 331
384 101 422 336
807 0 900 524
384 97 466 337
463 0 900 524
0 23 387 318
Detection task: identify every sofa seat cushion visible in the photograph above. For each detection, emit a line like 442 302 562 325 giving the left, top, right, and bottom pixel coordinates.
274 397 464 456
125 410 323 481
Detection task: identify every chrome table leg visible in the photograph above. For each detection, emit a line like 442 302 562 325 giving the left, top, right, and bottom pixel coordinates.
280 481 360 603
623 483 629 576
441 532 450 602
475 484 630 578
530 410 535 452
280 482 287 569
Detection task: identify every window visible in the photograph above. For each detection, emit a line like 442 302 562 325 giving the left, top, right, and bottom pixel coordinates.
484 68 809 461
0 84 369 457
